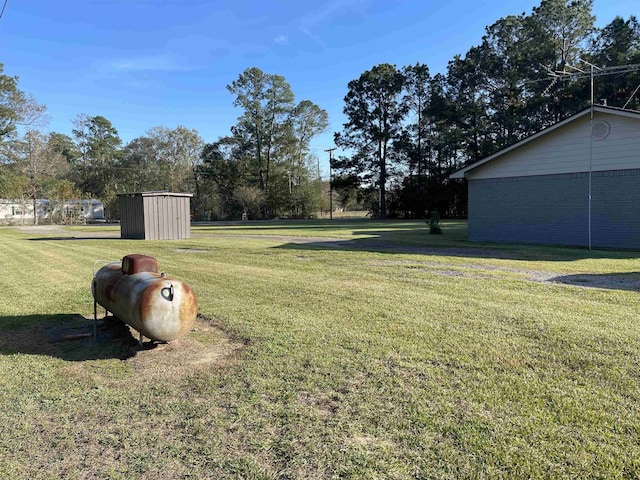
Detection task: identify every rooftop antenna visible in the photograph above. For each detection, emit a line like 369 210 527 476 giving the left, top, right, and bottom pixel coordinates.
545 60 640 109
622 83 640 110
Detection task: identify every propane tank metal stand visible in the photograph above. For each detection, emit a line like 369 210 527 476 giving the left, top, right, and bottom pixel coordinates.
93 293 97 342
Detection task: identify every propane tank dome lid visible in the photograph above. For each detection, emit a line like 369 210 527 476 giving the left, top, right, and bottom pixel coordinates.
122 254 159 275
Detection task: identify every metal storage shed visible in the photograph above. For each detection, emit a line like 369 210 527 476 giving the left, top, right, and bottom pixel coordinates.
119 192 192 240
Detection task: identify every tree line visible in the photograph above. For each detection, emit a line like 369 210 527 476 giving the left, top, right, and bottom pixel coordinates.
334 0 640 218
0 66 329 223
1 0 639 223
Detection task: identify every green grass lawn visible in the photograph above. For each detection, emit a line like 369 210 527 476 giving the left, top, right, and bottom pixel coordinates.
1 220 640 479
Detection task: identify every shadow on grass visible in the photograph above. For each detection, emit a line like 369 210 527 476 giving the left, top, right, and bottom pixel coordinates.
548 272 640 291
273 228 640 262
193 218 640 262
28 236 122 241
0 313 149 361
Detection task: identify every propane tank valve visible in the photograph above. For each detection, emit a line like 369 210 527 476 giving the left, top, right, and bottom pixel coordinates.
161 284 174 301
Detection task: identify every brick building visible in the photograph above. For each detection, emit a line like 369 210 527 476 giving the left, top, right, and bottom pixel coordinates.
450 105 640 250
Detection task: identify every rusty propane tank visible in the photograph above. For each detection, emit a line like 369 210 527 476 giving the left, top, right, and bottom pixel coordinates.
92 254 197 342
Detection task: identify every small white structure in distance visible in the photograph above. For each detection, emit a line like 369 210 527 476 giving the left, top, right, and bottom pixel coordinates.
0 198 106 224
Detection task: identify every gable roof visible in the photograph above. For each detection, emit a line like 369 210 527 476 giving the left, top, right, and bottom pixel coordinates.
449 105 640 179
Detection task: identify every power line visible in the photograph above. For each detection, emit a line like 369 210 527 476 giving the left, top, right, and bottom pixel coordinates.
0 0 8 22
309 143 340 150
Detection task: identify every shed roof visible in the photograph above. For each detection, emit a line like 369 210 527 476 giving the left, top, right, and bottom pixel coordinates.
450 105 640 179
117 191 193 198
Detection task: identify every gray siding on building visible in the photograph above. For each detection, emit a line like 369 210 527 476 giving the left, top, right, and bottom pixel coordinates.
468 169 640 249
591 169 640 249
456 110 640 180
119 192 191 240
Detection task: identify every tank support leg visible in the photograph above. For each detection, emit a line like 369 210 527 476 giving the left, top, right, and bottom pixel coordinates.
139 331 143 346
93 297 97 342
93 280 98 342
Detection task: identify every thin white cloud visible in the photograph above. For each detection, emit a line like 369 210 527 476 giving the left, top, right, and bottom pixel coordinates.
124 80 153 89
300 26 325 48
166 34 269 60
299 0 368 46
274 35 289 46
109 54 184 72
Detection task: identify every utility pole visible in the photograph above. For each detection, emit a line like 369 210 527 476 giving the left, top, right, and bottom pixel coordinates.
325 148 336 220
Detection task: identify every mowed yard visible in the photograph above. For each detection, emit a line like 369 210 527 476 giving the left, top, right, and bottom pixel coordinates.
1 220 640 479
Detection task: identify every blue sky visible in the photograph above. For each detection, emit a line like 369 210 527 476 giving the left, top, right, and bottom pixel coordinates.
1 0 638 175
